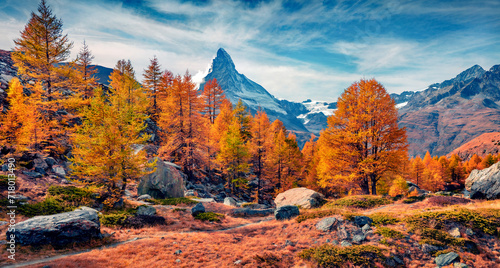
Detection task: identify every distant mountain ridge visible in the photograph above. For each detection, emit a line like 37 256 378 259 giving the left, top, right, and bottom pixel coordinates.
399 64 500 157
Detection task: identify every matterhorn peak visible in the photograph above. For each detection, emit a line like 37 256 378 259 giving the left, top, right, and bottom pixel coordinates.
209 47 236 73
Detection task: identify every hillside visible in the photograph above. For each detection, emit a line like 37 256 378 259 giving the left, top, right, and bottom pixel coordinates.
448 132 500 160
399 65 500 157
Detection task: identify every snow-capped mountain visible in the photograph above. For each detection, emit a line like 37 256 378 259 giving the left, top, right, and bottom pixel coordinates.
198 48 308 133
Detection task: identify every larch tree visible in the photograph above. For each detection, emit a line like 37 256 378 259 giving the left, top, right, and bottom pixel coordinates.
12 0 73 100
143 56 162 118
317 79 408 195
411 156 425 187
74 41 97 99
70 64 153 208
202 79 226 124
248 110 271 202
158 71 207 180
301 135 320 191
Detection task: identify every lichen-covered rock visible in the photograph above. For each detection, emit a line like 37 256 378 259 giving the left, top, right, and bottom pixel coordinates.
136 205 156 216
6 210 101 246
354 216 373 227
274 205 299 220
224 197 237 207
230 208 274 217
191 202 205 217
274 187 324 209
137 157 184 199
465 161 500 199
435 252 459 267
316 217 337 232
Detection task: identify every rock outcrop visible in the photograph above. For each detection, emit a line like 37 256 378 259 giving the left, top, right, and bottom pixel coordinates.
274 205 300 220
465 161 500 199
6 210 101 246
274 187 324 209
137 157 184 199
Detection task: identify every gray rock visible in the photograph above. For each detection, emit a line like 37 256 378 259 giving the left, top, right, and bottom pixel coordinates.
331 240 339 245
1 164 8 171
137 194 152 201
44 157 57 167
52 165 66 177
465 228 474 236
337 226 350 240
449 227 461 238
175 259 181 263
136 205 156 216
340 240 352 247
74 206 99 214
234 260 242 265
422 243 441 254
192 198 216 203
174 249 182 255
435 252 460 267
352 234 365 244
22 171 43 178
231 208 274 217
354 216 373 227
454 263 468 268
6 210 101 246
285 240 295 246
124 189 132 197
274 187 324 209
465 161 500 199
10 195 29 202
0 221 7 226
191 202 205 217
224 197 238 207
316 217 337 232
137 157 184 199
361 224 372 233
274 205 300 220
185 190 196 197
34 158 48 170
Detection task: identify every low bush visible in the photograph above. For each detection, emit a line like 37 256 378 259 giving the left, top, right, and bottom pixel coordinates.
146 197 198 206
375 227 405 239
326 195 392 209
123 215 166 228
100 213 128 227
402 195 426 204
194 212 224 222
18 197 72 217
173 208 186 212
369 212 400 226
298 244 387 267
426 196 471 207
253 253 282 267
48 185 95 207
0 175 9 188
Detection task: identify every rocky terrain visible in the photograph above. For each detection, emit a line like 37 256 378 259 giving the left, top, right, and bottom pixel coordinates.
399 65 500 157
448 132 500 160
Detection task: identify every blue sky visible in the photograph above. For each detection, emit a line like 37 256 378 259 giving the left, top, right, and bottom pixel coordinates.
1 0 499 102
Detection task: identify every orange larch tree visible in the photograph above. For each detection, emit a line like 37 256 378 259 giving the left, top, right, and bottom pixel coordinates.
317 79 408 195
202 78 226 124
143 56 163 118
248 110 271 202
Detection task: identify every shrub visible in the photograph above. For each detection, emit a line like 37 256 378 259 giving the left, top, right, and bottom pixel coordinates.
18 197 72 217
426 196 471 207
173 208 186 212
146 197 198 206
388 176 408 197
241 202 256 208
194 212 224 222
375 227 405 239
402 195 426 204
48 185 95 207
100 213 129 227
0 175 9 188
369 212 400 226
298 244 386 267
123 215 166 228
326 195 392 209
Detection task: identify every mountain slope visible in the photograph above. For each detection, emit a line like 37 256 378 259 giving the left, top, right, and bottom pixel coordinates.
399 64 500 157
447 132 500 160
198 48 308 134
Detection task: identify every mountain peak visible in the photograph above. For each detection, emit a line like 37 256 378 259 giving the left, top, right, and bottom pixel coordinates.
210 47 236 72
455 64 485 83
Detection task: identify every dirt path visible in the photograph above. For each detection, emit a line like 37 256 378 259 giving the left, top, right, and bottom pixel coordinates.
2 217 274 268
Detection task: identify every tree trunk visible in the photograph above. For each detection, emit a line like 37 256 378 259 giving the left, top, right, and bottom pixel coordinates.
360 177 370 195
370 174 377 195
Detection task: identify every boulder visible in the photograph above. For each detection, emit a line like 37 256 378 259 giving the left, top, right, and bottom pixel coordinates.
52 165 66 177
224 197 238 207
274 187 324 209
136 205 156 216
435 252 459 267
352 234 365 244
33 158 49 170
191 203 205 217
7 210 101 246
340 240 352 247
316 217 337 232
137 157 184 199
465 161 500 199
274 205 300 220
231 208 274 217
449 227 461 238
354 216 373 227
137 194 152 201
44 157 57 167
22 171 43 178
422 243 441 254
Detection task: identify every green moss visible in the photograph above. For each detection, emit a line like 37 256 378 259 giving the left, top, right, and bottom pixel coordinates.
100 213 129 227
326 195 392 209
173 208 186 212
375 227 405 239
146 197 198 206
241 202 255 208
402 195 426 204
298 244 387 267
369 212 400 226
18 197 72 217
194 212 224 222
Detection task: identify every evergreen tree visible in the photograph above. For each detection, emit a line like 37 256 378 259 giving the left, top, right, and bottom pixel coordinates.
143 56 162 117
